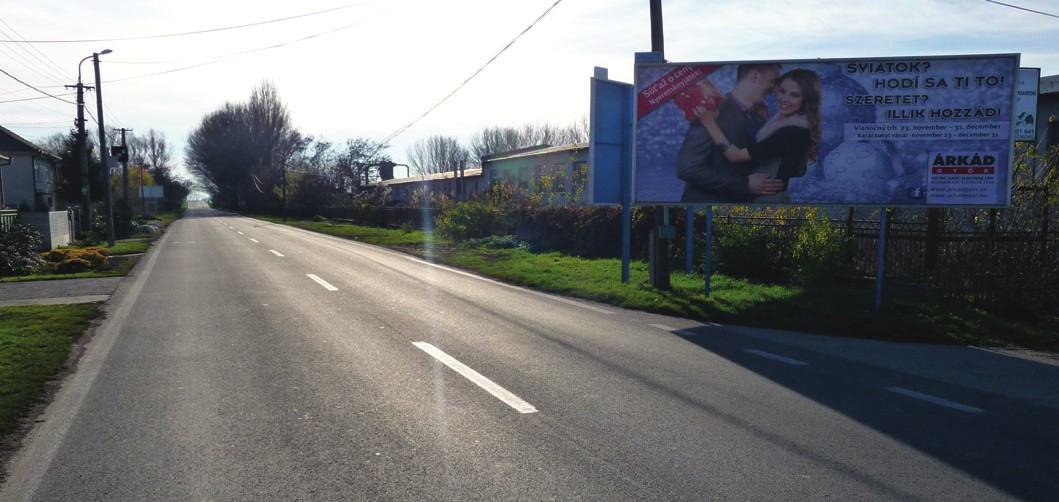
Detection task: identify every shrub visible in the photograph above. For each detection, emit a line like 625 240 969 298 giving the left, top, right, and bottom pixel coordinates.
56 258 93 274
791 208 849 286
713 207 797 282
463 235 528 250
435 202 498 241
0 223 45 276
711 206 847 285
40 247 109 272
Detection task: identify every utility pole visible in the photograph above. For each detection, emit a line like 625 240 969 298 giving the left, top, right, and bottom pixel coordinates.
65 81 93 232
117 128 132 205
92 51 115 247
648 0 671 289
141 163 148 216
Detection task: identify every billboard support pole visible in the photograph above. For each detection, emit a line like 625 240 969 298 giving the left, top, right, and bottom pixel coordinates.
621 112 631 283
684 206 694 274
875 208 888 312
622 204 631 283
704 206 713 297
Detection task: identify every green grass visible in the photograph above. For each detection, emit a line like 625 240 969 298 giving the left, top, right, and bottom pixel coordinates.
103 240 151 255
255 215 1059 349
255 215 447 248
0 304 100 437
0 268 127 283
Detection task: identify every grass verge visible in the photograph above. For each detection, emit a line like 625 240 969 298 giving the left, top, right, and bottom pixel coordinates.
0 304 100 438
267 216 1058 349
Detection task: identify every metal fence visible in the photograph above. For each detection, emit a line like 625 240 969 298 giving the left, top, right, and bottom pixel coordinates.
0 208 17 231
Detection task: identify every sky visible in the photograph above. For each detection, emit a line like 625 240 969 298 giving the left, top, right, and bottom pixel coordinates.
2 0 1058 186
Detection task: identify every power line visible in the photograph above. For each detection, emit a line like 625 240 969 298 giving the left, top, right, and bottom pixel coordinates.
0 91 75 104
985 0 1059 18
0 67 74 104
0 20 70 85
382 0 565 145
0 1 373 43
100 19 368 84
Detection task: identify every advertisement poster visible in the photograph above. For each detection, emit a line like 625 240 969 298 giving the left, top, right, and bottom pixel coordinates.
633 54 1020 206
1015 67 1041 142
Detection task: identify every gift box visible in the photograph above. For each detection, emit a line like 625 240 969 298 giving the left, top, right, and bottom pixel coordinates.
672 79 725 121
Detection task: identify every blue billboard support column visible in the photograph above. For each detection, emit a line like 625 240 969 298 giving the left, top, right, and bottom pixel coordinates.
875 208 888 312
621 203 631 283
704 206 713 297
684 206 695 274
621 80 633 284
587 67 634 282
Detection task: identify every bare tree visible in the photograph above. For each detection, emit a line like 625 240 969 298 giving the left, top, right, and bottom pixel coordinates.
468 118 589 166
127 129 173 173
335 138 389 189
406 135 469 175
38 132 69 157
469 126 523 164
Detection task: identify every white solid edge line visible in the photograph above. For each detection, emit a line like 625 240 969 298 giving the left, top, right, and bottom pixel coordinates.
269 249 285 257
744 349 809 366
885 386 985 413
306 274 338 291
413 342 538 414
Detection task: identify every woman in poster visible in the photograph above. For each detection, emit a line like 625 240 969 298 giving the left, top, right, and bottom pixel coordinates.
696 68 822 203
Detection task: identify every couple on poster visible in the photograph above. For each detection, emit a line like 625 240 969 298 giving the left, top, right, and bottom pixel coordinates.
675 64 822 203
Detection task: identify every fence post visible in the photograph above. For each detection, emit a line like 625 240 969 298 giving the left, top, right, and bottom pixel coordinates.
875 208 889 312
704 206 713 297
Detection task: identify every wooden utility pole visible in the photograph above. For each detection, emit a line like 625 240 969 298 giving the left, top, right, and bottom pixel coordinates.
648 0 671 289
117 128 133 205
65 81 93 232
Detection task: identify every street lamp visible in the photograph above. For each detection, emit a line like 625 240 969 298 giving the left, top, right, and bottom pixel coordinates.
91 49 115 246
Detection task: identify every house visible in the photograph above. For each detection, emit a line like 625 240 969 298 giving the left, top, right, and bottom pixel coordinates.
0 124 72 248
1037 74 1059 150
374 167 484 204
480 143 589 206
373 143 590 206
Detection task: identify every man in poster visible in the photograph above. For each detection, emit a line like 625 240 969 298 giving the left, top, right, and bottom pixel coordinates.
676 63 785 202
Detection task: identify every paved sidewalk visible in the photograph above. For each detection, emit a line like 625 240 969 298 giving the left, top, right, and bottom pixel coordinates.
0 277 123 307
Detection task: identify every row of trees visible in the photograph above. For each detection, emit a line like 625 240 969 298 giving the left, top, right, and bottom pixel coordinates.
186 81 588 215
407 121 589 175
40 127 190 222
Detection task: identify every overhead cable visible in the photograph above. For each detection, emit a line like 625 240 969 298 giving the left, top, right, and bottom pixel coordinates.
0 67 74 104
382 0 565 145
985 0 1059 18
0 1 373 43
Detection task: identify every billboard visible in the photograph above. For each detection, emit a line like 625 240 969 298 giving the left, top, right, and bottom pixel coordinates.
1015 67 1041 142
633 54 1020 207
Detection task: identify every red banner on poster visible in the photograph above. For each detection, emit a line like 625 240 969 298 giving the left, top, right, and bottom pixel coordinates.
636 65 719 118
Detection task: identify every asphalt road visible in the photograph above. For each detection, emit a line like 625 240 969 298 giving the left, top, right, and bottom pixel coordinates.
3 206 1057 501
